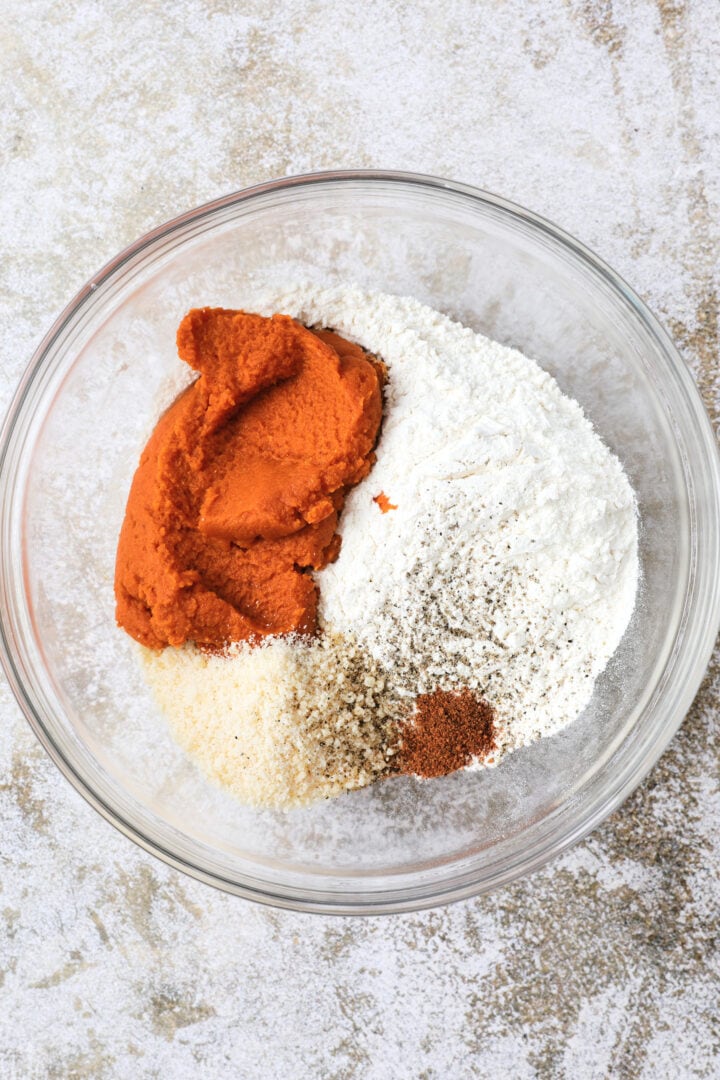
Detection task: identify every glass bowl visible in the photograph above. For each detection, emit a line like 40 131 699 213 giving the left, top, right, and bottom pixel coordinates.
1 171 718 915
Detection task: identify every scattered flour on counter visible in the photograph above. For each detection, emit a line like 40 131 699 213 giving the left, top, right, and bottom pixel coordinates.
143 285 639 803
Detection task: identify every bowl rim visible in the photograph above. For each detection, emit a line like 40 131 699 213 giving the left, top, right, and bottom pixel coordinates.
1 168 719 915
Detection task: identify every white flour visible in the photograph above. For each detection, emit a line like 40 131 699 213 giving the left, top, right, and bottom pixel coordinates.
247 285 640 765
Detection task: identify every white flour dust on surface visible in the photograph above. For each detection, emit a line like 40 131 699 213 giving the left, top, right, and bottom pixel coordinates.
145 286 639 803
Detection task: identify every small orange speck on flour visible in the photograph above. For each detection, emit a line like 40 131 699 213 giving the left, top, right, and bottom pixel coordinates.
374 492 397 513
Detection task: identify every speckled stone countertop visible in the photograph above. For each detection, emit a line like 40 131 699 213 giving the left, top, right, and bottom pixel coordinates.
1 2 718 1077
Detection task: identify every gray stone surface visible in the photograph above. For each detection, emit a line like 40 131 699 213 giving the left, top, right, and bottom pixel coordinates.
1 1 718 1076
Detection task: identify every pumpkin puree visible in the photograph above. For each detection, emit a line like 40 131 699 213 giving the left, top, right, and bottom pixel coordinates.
115 308 384 650
373 492 397 513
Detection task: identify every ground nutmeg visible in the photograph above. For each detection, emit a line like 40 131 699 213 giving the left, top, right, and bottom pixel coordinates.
397 688 496 778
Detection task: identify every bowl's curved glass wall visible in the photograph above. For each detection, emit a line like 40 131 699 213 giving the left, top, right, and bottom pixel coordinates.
1 175 717 911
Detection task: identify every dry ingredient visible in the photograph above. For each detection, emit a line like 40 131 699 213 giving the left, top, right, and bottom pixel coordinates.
398 690 496 779
141 632 402 808
138 286 639 809
277 286 639 766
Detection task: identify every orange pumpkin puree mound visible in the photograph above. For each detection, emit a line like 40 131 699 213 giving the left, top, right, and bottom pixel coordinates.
114 308 384 651
373 491 397 513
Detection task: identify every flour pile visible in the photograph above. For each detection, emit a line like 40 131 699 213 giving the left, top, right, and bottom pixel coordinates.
142 286 639 806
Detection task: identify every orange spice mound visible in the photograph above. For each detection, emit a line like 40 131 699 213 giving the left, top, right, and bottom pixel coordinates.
397 689 496 778
115 309 384 650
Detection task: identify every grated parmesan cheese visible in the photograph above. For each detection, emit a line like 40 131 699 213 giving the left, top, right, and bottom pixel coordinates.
141 633 400 809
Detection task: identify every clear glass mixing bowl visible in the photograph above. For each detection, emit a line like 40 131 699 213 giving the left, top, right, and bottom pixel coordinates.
1 171 718 914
